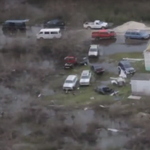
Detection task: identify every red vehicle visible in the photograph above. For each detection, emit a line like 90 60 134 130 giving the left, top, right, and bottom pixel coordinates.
64 56 88 69
92 29 116 40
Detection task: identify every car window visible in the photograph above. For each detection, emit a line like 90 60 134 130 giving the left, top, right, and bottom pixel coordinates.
65 80 73 83
51 32 58 34
39 32 43 34
90 48 97 51
44 32 49 34
73 77 77 82
81 75 89 79
135 33 140 35
123 62 131 68
132 32 136 35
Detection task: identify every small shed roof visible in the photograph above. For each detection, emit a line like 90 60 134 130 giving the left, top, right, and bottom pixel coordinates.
5 19 29 23
131 73 150 80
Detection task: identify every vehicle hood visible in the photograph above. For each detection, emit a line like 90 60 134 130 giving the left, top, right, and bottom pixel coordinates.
88 51 98 55
63 83 73 88
80 79 90 83
143 33 149 37
126 67 135 72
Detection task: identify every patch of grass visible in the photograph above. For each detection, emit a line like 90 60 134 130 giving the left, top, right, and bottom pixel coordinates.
45 85 112 106
109 52 148 73
109 52 143 62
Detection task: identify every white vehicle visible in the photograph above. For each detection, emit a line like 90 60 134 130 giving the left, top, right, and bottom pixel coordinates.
88 45 100 57
36 28 62 40
79 70 92 86
83 20 108 29
63 75 78 90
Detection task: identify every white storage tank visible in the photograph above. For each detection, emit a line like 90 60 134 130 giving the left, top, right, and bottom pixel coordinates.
144 44 150 71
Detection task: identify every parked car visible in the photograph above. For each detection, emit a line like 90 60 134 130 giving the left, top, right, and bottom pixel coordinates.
118 60 136 75
2 19 29 36
83 20 108 29
92 29 116 40
91 64 105 75
79 70 92 86
36 28 62 40
63 75 78 90
88 45 100 57
44 19 65 29
94 86 116 95
64 56 88 69
125 30 150 40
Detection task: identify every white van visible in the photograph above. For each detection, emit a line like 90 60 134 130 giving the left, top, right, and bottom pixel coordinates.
36 28 62 40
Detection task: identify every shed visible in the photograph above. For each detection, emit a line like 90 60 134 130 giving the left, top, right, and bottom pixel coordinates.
144 43 150 71
131 73 150 96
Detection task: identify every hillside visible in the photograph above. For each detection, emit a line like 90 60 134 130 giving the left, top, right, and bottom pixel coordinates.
0 0 150 25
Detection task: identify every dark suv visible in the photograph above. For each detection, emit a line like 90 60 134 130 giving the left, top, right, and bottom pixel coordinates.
2 19 29 36
44 19 65 29
118 60 136 75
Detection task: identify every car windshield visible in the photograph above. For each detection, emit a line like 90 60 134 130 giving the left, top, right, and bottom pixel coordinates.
65 80 73 83
81 75 89 79
123 62 131 68
90 49 97 52
140 31 147 35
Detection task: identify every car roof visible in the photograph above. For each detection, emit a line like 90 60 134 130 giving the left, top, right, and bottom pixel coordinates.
126 29 142 33
81 70 90 76
66 75 77 81
90 45 98 48
40 28 60 32
99 29 114 33
5 19 29 23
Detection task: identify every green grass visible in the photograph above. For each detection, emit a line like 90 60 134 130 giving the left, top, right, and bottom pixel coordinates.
109 52 147 73
109 52 143 61
44 82 113 106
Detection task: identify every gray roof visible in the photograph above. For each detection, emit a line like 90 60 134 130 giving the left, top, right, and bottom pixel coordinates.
5 19 29 23
131 73 150 80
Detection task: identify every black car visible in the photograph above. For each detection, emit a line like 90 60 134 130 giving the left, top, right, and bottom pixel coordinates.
118 60 136 75
44 19 65 29
94 86 114 95
2 19 29 36
91 64 105 75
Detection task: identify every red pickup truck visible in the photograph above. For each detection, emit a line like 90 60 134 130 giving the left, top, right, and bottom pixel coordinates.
92 29 116 40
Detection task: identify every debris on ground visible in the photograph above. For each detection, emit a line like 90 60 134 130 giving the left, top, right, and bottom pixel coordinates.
123 58 144 62
107 128 120 132
128 95 141 100
130 112 150 127
38 94 41 98
90 97 95 100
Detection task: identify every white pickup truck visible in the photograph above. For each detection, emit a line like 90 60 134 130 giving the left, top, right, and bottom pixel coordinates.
83 20 108 29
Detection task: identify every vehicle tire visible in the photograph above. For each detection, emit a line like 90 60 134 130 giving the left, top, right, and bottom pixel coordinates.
87 26 91 30
39 37 44 41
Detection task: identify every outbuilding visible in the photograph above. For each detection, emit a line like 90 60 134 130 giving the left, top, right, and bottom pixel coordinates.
144 44 150 71
131 73 150 96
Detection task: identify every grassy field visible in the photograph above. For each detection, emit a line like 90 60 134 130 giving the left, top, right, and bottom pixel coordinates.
109 52 147 73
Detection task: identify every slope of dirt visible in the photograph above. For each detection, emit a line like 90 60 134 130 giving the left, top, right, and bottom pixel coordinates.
114 21 150 33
